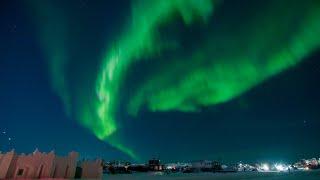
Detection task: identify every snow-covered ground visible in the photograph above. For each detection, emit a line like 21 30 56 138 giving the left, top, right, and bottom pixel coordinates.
103 170 320 180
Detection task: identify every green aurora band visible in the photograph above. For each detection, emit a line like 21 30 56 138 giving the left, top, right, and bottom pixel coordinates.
31 0 320 159
128 1 320 113
95 0 217 158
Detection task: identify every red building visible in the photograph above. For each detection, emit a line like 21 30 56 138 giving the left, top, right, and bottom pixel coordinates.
0 149 102 179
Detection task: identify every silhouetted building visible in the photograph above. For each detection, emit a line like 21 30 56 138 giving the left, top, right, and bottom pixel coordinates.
0 150 102 179
0 149 77 179
148 159 164 171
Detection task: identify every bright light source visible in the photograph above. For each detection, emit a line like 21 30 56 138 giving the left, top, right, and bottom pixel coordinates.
261 164 269 171
275 164 287 171
166 166 174 170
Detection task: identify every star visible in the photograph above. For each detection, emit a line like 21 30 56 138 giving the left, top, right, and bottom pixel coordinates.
303 120 308 127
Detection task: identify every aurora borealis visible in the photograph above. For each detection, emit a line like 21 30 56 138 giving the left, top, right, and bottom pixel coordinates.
95 0 218 158
1 0 320 162
92 0 320 159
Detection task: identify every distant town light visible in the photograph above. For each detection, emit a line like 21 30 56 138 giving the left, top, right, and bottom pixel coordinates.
166 166 173 170
275 164 287 171
262 164 269 171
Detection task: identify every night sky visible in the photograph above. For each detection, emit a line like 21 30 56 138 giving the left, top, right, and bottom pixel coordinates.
1 0 320 163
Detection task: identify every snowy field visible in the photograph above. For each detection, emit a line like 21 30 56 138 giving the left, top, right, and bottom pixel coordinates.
103 170 320 180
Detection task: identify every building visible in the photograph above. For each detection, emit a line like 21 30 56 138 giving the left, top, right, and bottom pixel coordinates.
192 160 222 172
148 159 164 171
0 149 102 179
164 162 191 172
79 159 103 178
0 149 78 179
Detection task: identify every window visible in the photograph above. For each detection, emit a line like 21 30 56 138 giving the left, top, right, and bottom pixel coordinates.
17 169 24 176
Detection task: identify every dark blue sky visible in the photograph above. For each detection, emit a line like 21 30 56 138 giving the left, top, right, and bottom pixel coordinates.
1 0 320 163
0 0 130 160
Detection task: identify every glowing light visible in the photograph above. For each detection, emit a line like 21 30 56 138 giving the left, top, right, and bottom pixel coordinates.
275 164 288 172
95 0 219 158
31 0 320 159
128 2 320 114
262 164 270 171
166 166 174 170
